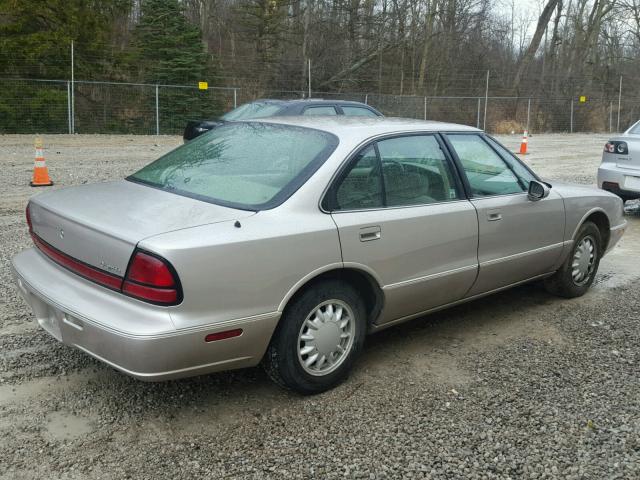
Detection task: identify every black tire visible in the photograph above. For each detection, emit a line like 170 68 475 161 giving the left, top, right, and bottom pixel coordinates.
263 279 366 395
544 221 602 298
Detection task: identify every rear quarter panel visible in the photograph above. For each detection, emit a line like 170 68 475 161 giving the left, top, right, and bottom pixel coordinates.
553 183 624 247
140 209 342 331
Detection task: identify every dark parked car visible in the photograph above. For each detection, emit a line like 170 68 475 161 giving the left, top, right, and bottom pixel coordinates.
183 99 383 141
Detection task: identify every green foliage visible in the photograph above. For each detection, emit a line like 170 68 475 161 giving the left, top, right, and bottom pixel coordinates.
0 0 129 79
129 0 210 85
126 0 222 129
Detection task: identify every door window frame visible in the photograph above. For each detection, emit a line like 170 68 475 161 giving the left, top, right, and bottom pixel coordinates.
441 132 540 199
321 132 467 213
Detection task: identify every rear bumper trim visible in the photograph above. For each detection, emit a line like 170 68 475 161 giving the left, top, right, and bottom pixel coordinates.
12 249 280 381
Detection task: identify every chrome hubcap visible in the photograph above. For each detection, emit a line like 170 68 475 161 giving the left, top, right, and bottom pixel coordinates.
572 235 596 286
297 300 355 376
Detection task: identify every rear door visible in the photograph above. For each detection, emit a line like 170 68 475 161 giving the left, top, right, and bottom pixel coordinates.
326 133 479 325
444 133 565 296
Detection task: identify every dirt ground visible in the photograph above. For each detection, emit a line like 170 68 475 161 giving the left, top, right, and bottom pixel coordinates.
0 133 639 479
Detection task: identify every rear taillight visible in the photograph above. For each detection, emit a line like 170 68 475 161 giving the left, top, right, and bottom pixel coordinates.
122 250 181 305
605 141 628 154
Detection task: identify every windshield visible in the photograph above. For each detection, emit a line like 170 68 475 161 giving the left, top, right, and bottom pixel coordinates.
221 102 284 121
128 122 338 210
629 121 640 135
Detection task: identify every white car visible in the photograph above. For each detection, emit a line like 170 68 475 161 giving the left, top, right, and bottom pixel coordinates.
598 120 640 201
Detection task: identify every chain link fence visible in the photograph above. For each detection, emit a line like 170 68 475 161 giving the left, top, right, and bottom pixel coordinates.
2 78 639 135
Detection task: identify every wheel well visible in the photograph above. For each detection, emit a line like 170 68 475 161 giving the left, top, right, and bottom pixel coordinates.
584 211 610 253
285 268 384 326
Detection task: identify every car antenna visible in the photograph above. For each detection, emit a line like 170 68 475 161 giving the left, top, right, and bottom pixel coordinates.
234 220 241 228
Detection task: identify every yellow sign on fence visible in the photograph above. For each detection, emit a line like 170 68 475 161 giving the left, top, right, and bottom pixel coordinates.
579 95 587 103
198 81 208 90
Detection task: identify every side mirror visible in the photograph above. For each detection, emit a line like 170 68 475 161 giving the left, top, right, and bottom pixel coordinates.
528 180 550 201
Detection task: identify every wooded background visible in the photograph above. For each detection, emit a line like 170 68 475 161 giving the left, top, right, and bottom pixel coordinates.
1 0 639 134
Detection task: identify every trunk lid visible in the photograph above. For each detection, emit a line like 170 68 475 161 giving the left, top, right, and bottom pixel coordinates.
610 134 640 171
29 180 254 276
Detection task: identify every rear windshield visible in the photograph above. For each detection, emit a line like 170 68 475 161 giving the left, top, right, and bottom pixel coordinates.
221 102 283 121
128 122 338 210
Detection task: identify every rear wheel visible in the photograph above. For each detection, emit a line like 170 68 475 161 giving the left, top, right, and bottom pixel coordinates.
263 280 366 394
544 221 601 298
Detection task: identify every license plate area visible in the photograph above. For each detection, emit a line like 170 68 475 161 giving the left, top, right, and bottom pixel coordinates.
623 175 640 191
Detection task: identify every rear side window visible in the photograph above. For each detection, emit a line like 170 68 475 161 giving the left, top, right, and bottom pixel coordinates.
448 134 524 197
342 106 378 117
221 102 283 120
333 146 383 210
377 135 460 206
303 106 338 116
327 134 460 211
129 122 338 210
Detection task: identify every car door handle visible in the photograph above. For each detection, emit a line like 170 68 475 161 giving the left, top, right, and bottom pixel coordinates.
359 226 381 242
487 211 502 221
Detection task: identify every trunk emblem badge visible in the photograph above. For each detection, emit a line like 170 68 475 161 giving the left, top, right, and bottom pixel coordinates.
59 228 64 239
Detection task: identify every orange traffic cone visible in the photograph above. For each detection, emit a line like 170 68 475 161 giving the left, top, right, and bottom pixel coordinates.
30 137 53 187
518 130 528 155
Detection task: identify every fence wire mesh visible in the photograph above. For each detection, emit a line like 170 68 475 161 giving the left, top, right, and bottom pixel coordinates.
1 78 639 135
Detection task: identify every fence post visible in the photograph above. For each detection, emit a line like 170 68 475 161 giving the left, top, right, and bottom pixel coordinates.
423 96 427 120
155 85 159 135
233 88 237 109
526 98 531 133
66 81 72 134
476 98 481 128
483 70 489 131
570 98 574 133
617 76 622 132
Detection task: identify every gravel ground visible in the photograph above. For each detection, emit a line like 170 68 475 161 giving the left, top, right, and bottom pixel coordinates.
0 133 639 479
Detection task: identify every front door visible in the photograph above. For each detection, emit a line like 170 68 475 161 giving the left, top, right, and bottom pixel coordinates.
324 134 479 325
445 133 565 296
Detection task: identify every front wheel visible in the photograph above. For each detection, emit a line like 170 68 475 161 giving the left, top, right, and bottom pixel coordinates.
263 280 366 394
544 221 602 298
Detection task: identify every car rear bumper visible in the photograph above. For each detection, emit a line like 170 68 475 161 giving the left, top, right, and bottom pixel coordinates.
11 248 280 381
598 162 640 199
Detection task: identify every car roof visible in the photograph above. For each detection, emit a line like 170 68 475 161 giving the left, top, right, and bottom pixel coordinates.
251 98 375 107
251 115 480 140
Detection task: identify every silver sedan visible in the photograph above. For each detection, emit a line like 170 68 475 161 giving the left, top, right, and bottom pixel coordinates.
12 117 626 394
598 119 640 200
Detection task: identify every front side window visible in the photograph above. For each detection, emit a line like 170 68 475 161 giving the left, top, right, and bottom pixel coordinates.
342 106 378 117
303 106 338 116
448 134 524 197
484 136 536 188
129 122 338 210
221 102 283 121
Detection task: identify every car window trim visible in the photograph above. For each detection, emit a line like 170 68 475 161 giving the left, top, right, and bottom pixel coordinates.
442 132 529 199
321 131 467 212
